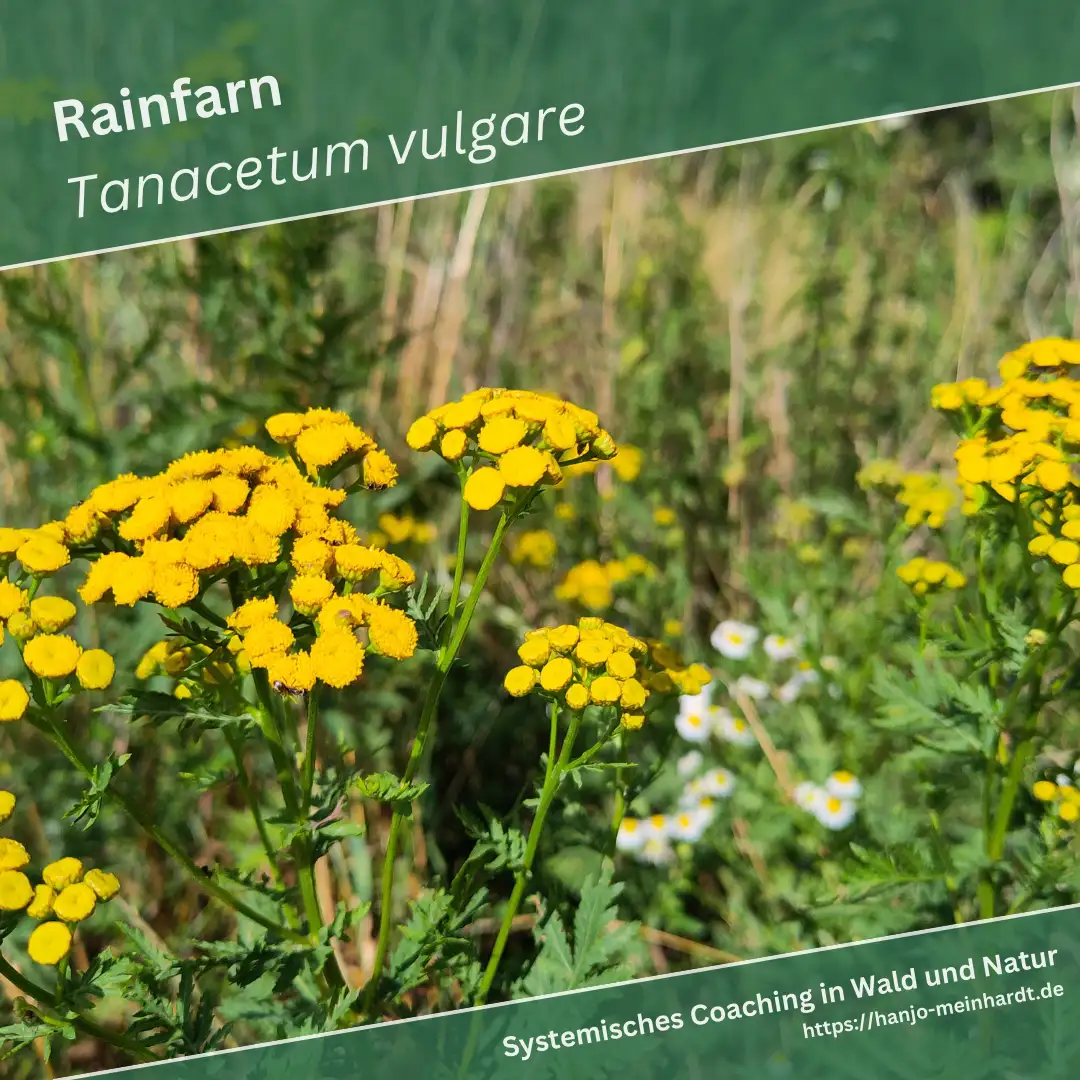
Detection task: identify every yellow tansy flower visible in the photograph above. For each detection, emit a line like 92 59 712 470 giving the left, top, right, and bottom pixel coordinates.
27 922 72 966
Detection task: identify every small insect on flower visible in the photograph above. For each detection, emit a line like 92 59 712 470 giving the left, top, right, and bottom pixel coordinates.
710 619 759 660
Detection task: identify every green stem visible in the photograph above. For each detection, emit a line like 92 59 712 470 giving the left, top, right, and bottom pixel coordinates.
251 670 302 819
40 712 302 942
361 509 515 1013
978 597 1075 919
474 705 584 1007
0 953 155 1064
302 689 319 813
184 599 229 630
443 491 471 647
224 727 283 887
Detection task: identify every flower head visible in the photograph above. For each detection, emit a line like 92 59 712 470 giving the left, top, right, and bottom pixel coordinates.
710 620 759 660
27 922 72 966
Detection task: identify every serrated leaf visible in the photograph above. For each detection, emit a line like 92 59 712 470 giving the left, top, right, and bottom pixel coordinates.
353 770 429 806
64 751 131 830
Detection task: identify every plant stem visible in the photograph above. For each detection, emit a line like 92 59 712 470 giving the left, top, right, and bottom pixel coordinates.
978 596 1075 919
361 510 514 1013
443 493 471 647
251 670 302 819
39 713 302 942
224 727 282 887
0 952 156 1064
474 705 583 1007
302 689 320 810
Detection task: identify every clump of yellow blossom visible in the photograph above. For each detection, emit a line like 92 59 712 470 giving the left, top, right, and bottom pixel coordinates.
503 617 710 731
897 557 967 596
264 407 397 487
931 339 1080 592
509 529 558 570
772 497 815 543
0 802 119 966
895 472 957 529
555 557 656 612
0 409 420 699
856 459 906 490
405 388 617 511
1032 777 1080 823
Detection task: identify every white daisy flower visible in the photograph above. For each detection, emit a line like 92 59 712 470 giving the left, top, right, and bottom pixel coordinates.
616 817 647 853
699 766 735 797
711 707 756 747
677 750 705 777
776 677 804 704
763 634 801 662
642 813 669 839
825 770 862 800
793 781 825 811
812 794 858 830
678 778 705 807
638 836 676 865
676 709 711 743
667 806 713 843
710 619 759 660
733 675 770 701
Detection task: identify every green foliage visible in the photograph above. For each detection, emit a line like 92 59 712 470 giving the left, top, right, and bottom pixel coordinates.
3 92 1080 1079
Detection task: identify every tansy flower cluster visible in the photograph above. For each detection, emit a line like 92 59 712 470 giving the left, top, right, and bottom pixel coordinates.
895 472 957 529
1032 775 1080 824
793 771 863 830
554 556 657 612
503 617 710 731
856 459 906 491
2 409 421 699
771 497 817 544
0 794 120 966
224 589 420 694
509 529 558 570
67 412 401 614
405 388 617 512
934 339 1080 491
896 557 967 595
0 580 115 714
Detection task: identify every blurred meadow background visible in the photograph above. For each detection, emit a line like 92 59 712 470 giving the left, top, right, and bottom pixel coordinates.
5 87 1080 1075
